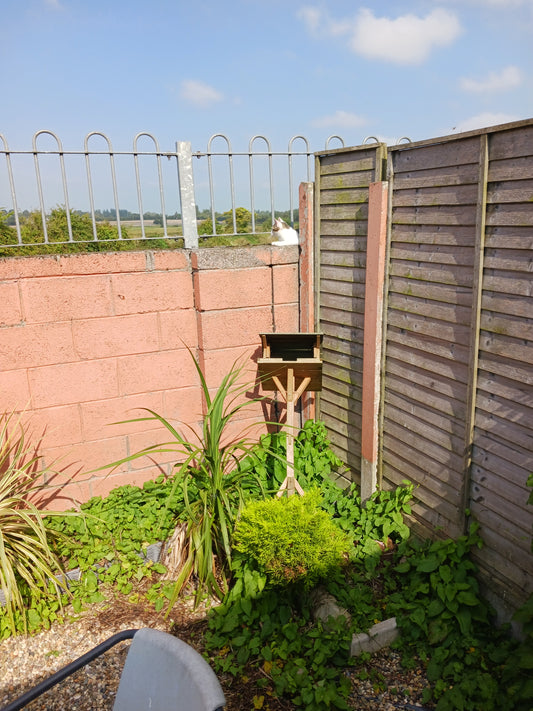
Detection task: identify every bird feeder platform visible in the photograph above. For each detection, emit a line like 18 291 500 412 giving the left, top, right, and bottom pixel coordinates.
257 333 322 496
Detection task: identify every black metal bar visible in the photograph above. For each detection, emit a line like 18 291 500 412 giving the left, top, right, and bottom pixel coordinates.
1 629 138 711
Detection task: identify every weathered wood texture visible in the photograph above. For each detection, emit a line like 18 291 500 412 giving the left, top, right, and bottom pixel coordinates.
316 120 533 610
383 122 533 609
468 124 533 607
315 145 386 480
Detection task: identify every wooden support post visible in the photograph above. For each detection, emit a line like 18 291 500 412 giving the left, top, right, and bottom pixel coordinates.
360 181 389 502
275 367 309 497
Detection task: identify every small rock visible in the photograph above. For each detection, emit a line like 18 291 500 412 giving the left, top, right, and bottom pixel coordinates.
309 586 352 629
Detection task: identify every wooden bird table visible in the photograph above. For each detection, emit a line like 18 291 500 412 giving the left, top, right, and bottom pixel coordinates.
257 333 322 497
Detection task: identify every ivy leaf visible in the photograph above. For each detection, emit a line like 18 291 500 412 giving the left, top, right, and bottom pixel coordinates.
416 556 440 573
241 597 252 617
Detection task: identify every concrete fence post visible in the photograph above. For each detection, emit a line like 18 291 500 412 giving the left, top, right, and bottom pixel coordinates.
299 181 316 422
360 181 389 502
176 141 199 249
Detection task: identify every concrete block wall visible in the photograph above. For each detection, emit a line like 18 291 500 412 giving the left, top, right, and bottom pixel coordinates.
0 244 300 509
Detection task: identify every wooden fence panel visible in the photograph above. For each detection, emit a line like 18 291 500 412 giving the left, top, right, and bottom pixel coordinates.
382 135 481 539
315 120 533 610
469 122 533 608
382 121 533 609
315 144 386 480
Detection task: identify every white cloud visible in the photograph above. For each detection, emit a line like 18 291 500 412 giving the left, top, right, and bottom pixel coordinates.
350 8 462 64
298 7 462 65
460 66 523 93
311 110 368 129
297 6 322 33
453 112 521 132
44 0 63 9
180 80 223 109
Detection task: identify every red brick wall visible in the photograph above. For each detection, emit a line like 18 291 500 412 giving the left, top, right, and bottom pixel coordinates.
0 245 300 508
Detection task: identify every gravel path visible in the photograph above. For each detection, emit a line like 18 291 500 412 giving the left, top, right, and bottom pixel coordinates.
0 595 433 711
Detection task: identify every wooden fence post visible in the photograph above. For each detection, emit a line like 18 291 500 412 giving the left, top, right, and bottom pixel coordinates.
360 181 389 501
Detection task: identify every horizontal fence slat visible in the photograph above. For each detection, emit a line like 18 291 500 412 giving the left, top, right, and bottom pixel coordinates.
389 260 475 287
391 137 480 172
389 243 475 267
482 291 532 318
320 188 370 205
320 278 366 298
390 223 476 246
319 171 375 189
480 312 533 340
392 205 476 227
470 479 533 537
319 222 369 237
320 204 368 221
385 362 468 412
386 310 472 344
392 184 479 207
488 156 533 181
484 248 533 271
487 179 533 204
472 436 532 485
486 202 533 226
387 325 470 363
476 370 533 409
480 330 533 365
383 417 464 471
389 276 472 306
388 292 472 326
488 126 533 160
385 389 465 438
482 273 532 297
392 163 479 189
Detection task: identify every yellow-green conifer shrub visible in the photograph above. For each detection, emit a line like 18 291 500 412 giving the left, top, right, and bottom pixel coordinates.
233 489 351 588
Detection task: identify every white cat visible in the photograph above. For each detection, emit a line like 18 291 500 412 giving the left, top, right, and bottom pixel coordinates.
271 217 299 246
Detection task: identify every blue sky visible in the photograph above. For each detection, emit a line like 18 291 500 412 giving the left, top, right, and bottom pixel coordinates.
1 0 532 212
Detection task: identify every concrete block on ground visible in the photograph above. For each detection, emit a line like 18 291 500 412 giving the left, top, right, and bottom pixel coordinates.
350 617 399 657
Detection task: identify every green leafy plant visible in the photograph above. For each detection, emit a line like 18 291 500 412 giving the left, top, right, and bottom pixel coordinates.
48 475 183 572
206 581 353 710
386 524 513 710
498 473 533 710
205 477 418 711
0 412 68 635
45 474 181 614
233 489 351 587
239 419 348 495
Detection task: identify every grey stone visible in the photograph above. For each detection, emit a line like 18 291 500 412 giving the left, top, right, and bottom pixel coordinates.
309 586 352 629
350 617 399 656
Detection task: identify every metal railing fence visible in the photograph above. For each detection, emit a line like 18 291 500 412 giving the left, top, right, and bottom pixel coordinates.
0 131 346 249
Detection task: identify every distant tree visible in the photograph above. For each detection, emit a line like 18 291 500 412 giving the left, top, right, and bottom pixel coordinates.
221 207 252 234
19 207 125 245
198 218 223 236
0 209 15 242
20 211 47 243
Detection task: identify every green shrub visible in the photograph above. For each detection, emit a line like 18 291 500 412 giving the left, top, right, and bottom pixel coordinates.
0 412 69 636
233 489 351 587
99 348 268 608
